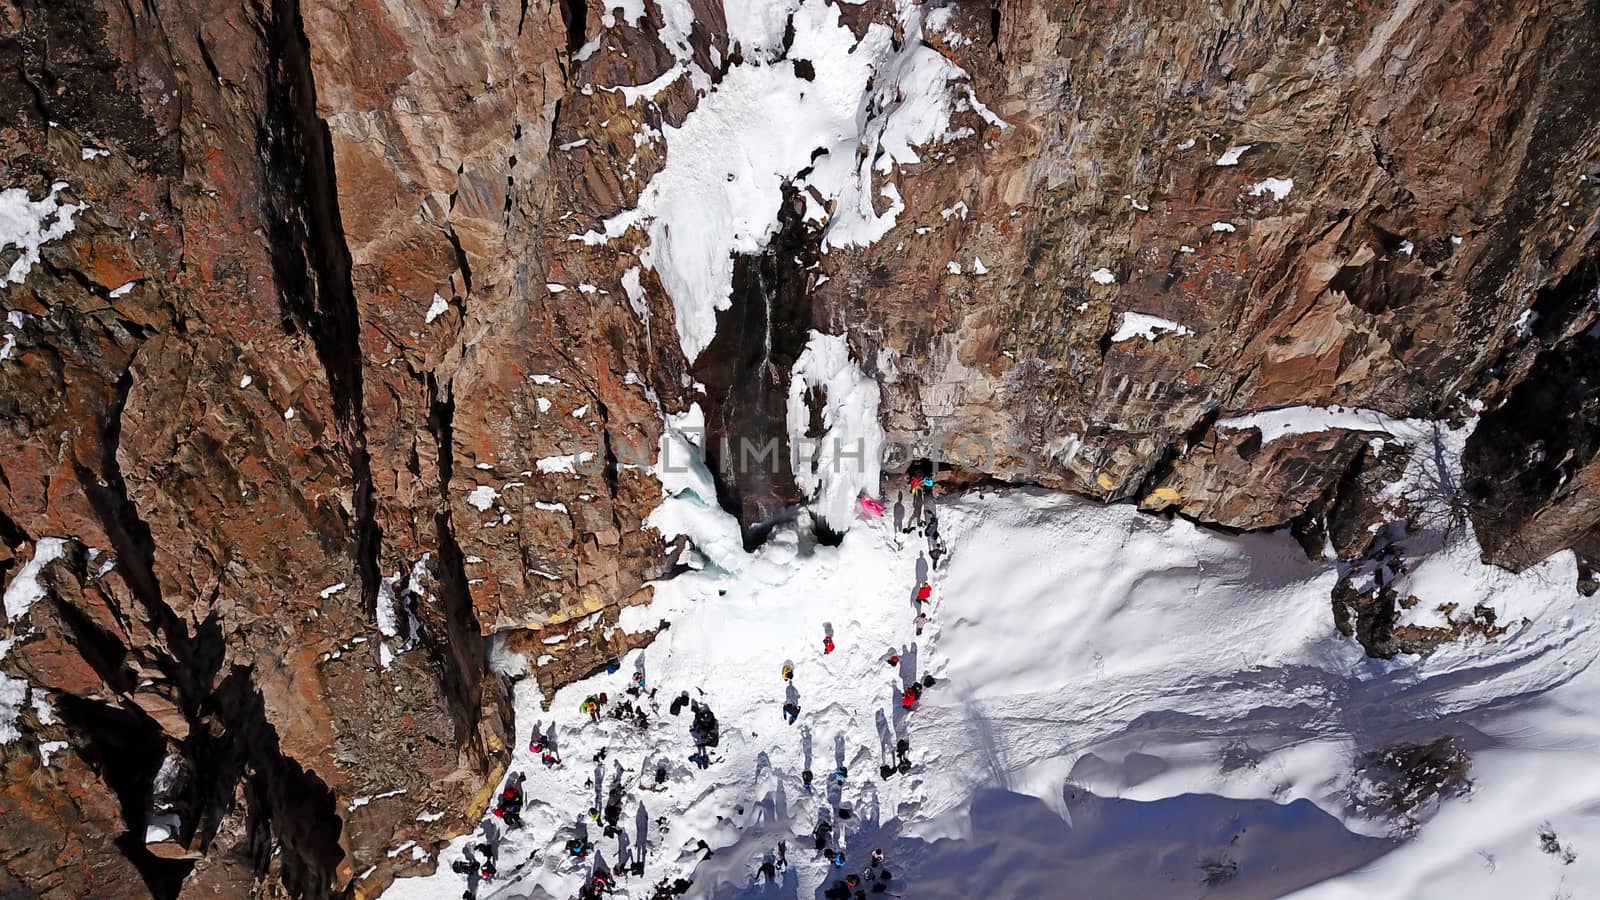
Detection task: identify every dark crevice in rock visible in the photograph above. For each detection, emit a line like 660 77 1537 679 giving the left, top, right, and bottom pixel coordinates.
51 695 191 899
75 366 207 700
424 373 490 745
1287 441 1375 560
557 0 587 54
203 667 347 898
261 0 382 612
1527 256 1600 344
1327 241 1427 317
692 184 818 549
1464 307 1600 568
1128 406 1222 505
195 31 223 85
0 502 30 550
1296 441 1377 561
48 586 137 694
989 2 1003 60
597 401 622 500
444 223 474 295
70 367 342 894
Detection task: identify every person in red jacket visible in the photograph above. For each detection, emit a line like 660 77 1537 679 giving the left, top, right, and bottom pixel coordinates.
823 634 835 654
901 683 922 709
915 582 933 605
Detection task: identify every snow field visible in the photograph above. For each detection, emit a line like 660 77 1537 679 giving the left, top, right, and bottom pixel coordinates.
388 470 1600 899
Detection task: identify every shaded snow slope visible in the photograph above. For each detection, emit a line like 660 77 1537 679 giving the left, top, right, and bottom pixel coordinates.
387 479 1599 899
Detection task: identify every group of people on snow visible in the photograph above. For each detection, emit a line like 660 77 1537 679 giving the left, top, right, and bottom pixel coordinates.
446 466 951 899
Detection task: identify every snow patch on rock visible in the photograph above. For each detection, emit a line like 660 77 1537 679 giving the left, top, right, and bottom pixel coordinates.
1 182 83 285
1249 177 1295 201
425 293 449 324
5 538 68 621
1216 144 1253 166
0 668 26 744
1110 313 1193 342
583 0 999 362
144 813 180 844
536 453 597 475
621 266 650 327
489 632 531 678
1217 405 1431 446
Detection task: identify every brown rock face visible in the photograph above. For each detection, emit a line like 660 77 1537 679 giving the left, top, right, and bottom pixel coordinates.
822 1 1600 534
2 0 1598 896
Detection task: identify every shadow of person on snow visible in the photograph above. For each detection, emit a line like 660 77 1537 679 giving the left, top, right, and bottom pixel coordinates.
910 555 928 608
900 641 919 687
875 708 895 766
634 803 649 873
745 861 802 899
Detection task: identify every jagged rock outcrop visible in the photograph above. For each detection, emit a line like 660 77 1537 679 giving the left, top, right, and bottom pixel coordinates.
2 0 1598 896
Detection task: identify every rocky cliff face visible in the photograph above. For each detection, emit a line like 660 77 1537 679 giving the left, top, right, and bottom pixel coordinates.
2 0 1597 896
